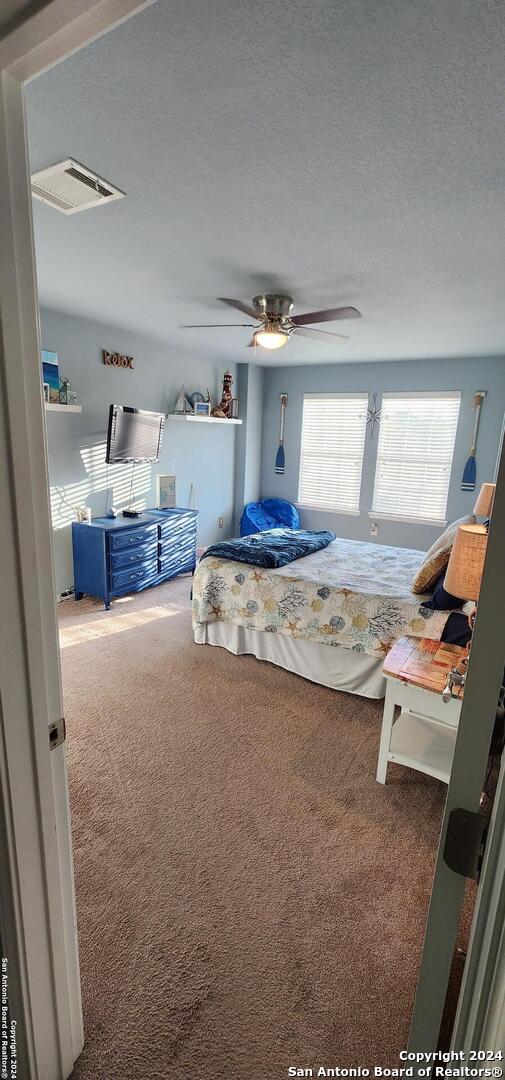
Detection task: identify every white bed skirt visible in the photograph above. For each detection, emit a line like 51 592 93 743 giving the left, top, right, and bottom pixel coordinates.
194 621 386 699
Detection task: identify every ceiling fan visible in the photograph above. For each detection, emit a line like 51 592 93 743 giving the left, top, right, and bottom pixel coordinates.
182 294 361 350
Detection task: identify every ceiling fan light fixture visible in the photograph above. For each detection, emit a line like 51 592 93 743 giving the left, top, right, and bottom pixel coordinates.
254 324 289 350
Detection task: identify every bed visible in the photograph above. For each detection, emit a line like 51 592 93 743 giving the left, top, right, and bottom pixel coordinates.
192 536 454 699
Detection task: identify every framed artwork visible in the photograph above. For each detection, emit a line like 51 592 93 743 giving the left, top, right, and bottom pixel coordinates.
41 349 59 403
194 401 211 416
156 474 176 509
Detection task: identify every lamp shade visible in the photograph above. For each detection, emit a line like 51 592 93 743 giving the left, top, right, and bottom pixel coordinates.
473 482 495 518
444 523 488 601
254 325 288 350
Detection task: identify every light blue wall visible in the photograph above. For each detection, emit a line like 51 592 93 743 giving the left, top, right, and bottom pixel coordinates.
41 308 238 595
42 309 505 599
233 363 264 533
260 357 505 551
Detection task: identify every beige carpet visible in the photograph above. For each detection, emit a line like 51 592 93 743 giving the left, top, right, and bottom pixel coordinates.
60 577 447 1079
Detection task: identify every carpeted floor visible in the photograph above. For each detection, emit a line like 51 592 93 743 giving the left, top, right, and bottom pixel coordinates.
60 576 448 1079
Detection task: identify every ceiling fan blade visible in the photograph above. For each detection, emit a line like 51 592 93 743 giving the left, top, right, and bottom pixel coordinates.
291 305 361 326
218 297 259 319
294 326 349 343
181 322 256 328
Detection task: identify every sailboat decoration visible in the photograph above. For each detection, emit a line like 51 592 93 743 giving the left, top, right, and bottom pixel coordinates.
462 391 486 491
275 393 288 475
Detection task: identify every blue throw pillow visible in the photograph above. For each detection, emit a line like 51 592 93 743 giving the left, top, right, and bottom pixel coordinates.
424 571 463 611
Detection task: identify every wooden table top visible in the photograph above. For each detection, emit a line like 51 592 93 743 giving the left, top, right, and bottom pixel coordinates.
383 636 466 698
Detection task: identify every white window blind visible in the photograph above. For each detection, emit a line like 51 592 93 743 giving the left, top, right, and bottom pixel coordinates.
297 394 367 513
372 392 461 523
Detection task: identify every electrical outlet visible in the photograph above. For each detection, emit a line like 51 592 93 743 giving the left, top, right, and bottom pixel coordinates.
370 522 379 537
218 516 224 529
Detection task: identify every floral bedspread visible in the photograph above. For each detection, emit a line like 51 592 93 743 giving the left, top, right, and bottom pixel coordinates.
192 537 452 659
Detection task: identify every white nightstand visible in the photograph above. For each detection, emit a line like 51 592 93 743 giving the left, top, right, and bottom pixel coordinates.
377 637 465 785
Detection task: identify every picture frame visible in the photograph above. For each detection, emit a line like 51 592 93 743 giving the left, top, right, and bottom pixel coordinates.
194 401 211 416
156 474 176 509
41 348 60 403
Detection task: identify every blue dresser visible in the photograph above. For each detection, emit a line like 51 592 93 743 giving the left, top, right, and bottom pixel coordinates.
72 508 198 609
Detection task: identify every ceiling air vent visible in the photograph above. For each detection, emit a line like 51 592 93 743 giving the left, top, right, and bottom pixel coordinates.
30 159 126 214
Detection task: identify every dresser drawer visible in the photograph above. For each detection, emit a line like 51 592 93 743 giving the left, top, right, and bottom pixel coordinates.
108 522 158 552
110 558 158 593
159 524 197 556
109 540 158 571
159 545 196 576
158 512 197 539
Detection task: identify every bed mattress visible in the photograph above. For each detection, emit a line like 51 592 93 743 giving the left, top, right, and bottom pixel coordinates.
192 536 450 660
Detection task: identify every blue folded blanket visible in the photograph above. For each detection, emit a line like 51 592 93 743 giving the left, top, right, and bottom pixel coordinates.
200 528 336 569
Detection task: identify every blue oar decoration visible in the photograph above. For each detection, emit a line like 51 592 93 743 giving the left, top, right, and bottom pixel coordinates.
462 391 486 492
275 393 288 475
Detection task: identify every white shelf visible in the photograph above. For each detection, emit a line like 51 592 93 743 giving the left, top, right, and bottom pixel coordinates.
45 403 82 413
389 710 457 784
167 413 242 425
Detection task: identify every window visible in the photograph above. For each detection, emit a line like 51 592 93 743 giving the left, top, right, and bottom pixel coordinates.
297 394 368 514
372 392 461 523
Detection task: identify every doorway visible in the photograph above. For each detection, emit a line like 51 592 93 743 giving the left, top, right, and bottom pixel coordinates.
1 4 505 1078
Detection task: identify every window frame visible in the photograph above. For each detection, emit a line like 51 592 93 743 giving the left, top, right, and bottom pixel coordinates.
297 391 368 516
370 389 461 526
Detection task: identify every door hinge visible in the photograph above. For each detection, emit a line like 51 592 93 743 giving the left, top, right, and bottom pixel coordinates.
443 807 488 881
49 717 66 751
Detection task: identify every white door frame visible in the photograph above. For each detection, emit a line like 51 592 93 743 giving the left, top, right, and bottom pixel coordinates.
408 430 505 1055
0 4 156 1078
453 754 505 1051
1 3 504 1076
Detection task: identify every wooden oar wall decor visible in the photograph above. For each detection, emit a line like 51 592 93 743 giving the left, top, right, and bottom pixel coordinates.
275 393 288 475
462 391 486 492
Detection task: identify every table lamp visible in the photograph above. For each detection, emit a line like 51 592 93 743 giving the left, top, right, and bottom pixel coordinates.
473 482 495 520
442 522 488 698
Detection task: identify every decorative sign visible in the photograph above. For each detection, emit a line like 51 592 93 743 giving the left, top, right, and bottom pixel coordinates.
366 393 381 439
103 350 135 369
156 475 176 509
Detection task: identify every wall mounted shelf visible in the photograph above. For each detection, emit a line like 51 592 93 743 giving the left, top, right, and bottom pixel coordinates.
45 403 82 413
167 414 242 426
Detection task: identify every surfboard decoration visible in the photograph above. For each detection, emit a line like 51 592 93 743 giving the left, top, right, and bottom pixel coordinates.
275 393 288 475
462 391 486 491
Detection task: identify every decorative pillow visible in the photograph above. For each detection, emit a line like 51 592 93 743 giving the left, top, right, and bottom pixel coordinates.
422 570 464 611
412 514 476 594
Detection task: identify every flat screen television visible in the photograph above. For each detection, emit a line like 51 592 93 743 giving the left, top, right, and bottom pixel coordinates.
105 405 165 464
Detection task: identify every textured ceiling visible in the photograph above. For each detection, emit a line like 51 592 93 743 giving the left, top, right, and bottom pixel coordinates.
26 0 505 366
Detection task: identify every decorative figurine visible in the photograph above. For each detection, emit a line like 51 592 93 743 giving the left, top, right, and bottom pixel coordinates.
366 393 381 439
174 386 193 413
211 370 234 418
59 376 78 406
174 386 187 413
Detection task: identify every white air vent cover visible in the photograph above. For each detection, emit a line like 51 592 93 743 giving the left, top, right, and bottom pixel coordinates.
30 159 125 214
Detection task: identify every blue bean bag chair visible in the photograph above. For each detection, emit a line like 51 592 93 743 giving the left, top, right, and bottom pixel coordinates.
240 498 300 537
